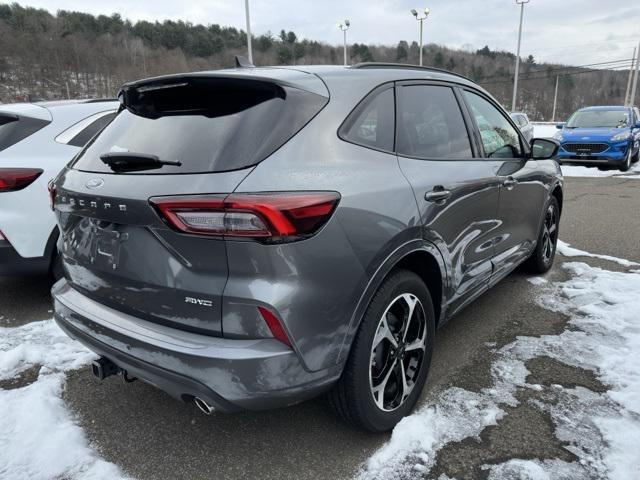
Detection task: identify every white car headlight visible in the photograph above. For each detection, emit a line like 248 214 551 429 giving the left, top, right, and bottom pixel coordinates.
553 131 563 141
611 131 630 142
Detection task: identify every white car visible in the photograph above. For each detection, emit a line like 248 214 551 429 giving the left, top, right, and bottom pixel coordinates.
0 100 118 276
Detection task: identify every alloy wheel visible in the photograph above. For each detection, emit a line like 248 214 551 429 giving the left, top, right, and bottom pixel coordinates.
541 203 558 263
369 293 427 412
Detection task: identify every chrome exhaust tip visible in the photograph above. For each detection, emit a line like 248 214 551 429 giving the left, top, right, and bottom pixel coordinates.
194 397 215 415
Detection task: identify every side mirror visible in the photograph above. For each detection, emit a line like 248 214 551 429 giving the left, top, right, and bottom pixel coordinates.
555 122 565 130
530 138 560 160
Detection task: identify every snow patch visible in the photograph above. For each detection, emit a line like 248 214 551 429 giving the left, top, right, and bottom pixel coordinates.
0 320 129 480
0 320 95 380
527 276 548 286
0 373 129 480
557 240 639 267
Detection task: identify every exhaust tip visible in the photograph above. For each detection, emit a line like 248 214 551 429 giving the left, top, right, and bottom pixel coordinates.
194 397 215 415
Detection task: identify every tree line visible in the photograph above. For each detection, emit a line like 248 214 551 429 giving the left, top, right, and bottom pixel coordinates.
0 3 631 120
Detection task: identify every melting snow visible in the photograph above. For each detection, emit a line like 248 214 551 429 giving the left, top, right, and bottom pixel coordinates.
0 320 129 480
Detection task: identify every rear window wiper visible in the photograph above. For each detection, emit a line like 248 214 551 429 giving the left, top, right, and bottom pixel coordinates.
100 152 182 172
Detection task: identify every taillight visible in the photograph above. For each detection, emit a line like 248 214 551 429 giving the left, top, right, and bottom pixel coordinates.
47 180 56 210
151 192 340 241
258 306 292 348
0 168 43 192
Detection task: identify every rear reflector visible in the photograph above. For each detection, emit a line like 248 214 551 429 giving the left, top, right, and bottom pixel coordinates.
258 306 292 348
0 168 43 192
151 192 340 241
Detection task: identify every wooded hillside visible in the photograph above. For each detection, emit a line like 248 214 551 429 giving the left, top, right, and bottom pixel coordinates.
0 3 632 120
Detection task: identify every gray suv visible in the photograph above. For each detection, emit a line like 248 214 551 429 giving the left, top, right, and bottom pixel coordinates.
51 63 562 431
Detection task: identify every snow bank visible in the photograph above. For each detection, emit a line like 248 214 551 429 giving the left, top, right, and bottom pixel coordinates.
360 258 640 479
0 320 129 480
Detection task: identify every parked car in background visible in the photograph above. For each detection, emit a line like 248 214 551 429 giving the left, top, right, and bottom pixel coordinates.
51 64 562 432
554 105 640 171
0 99 118 276
509 112 534 142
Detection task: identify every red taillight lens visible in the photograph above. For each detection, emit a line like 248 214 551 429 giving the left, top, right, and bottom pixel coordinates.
47 180 56 210
152 192 340 241
0 168 43 192
258 306 292 348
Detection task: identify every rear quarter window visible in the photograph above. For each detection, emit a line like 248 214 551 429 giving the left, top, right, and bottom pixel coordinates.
0 114 50 152
72 77 328 174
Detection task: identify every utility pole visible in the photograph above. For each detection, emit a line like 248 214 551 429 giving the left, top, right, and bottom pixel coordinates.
511 0 530 112
552 75 559 122
337 21 350 66
244 0 253 64
411 8 430 66
624 47 636 106
629 40 640 107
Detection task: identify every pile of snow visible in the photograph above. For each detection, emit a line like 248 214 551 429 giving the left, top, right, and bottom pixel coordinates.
532 123 640 178
0 320 128 480
360 250 640 479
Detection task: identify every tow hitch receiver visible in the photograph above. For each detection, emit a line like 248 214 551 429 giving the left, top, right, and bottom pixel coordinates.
91 357 119 380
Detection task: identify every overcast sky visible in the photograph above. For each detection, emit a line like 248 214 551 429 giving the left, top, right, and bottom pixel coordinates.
19 0 640 66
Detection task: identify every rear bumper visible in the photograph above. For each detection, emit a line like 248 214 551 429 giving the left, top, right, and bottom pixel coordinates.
0 239 50 275
52 280 338 412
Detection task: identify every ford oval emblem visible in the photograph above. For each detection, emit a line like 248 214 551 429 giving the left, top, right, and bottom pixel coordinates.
86 178 104 189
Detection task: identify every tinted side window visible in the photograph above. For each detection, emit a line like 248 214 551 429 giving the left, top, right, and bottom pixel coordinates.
0 115 50 152
397 85 472 159
340 88 395 152
67 112 116 147
464 91 522 158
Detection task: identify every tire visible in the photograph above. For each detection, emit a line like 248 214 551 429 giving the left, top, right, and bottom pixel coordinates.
328 269 435 432
524 196 560 274
632 148 639 164
619 148 632 172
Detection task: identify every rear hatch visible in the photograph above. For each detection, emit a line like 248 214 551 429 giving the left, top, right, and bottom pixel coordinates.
54 70 328 336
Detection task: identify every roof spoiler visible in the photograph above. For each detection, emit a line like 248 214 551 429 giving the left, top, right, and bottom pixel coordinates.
235 55 255 68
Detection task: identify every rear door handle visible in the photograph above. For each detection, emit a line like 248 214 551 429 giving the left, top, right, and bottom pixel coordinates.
424 188 451 203
503 177 518 190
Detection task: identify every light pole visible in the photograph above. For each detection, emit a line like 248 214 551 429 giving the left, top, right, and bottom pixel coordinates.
551 75 559 122
624 47 636 106
244 0 253 64
511 0 530 112
411 8 430 66
629 41 640 107
337 20 350 66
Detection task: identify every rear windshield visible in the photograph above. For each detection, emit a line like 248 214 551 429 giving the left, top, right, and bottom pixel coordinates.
0 114 50 152
72 77 328 174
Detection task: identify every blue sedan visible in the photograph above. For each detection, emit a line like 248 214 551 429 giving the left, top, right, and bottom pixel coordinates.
554 106 640 171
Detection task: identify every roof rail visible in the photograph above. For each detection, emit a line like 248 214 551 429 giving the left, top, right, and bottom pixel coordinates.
351 62 473 83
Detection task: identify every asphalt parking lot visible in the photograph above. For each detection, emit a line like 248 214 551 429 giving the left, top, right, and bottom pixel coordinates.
1 175 638 480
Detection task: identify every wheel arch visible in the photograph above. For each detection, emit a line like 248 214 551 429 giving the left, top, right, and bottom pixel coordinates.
551 183 563 215
336 240 447 366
